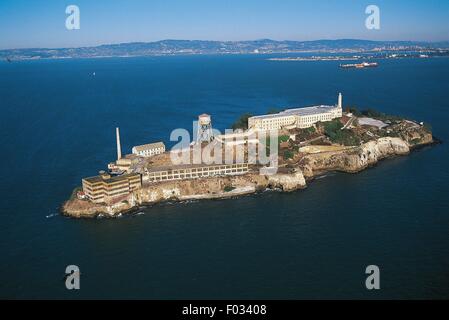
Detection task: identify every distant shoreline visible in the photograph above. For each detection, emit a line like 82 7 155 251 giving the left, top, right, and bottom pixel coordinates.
2 38 449 61
3 52 449 63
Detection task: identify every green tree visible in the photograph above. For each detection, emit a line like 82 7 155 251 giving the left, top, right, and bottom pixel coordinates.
362 108 383 118
322 119 360 146
278 135 290 143
224 185 235 192
283 150 294 160
346 106 362 116
231 113 253 130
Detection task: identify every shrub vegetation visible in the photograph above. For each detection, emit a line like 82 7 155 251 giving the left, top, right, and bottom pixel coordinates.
322 119 361 146
224 185 235 192
231 113 253 130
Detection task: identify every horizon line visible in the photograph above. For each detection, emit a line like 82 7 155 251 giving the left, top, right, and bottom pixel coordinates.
2 38 449 52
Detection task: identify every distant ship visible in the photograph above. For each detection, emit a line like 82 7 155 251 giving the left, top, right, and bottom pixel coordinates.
340 62 378 69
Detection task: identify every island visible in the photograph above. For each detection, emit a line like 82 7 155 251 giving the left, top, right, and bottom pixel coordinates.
62 93 436 218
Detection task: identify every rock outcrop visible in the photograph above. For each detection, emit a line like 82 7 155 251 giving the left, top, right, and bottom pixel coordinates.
302 137 411 177
267 172 306 191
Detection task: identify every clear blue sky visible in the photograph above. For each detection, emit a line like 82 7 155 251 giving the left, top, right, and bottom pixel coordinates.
0 0 448 49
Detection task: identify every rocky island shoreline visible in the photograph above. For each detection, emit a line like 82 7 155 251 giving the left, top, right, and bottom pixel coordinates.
62 107 436 218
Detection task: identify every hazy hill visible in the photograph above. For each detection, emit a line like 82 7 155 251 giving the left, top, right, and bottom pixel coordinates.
1 39 448 60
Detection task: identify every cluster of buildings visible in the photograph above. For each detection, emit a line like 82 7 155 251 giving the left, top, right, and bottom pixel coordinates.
82 128 166 203
248 93 343 131
107 128 166 174
80 119 249 203
79 93 344 204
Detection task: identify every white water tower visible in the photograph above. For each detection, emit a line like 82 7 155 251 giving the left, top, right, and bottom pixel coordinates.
196 113 214 143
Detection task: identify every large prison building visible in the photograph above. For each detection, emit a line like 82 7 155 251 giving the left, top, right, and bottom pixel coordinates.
248 93 343 131
144 163 249 183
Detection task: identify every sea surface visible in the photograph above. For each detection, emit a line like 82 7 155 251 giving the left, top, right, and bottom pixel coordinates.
0 54 448 299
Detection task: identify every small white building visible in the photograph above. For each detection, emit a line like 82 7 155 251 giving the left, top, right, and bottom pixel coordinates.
132 142 165 157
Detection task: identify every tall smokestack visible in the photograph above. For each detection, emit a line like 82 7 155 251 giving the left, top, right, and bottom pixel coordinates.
116 127 122 160
338 92 342 109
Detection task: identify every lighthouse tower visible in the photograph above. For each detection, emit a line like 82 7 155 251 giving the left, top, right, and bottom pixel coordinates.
338 92 343 110
196 114 214 143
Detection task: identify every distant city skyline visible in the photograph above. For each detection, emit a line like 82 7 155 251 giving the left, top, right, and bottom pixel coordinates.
1 0 449 50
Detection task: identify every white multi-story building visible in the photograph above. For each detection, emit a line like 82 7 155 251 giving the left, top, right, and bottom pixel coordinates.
132 142 165 157
248 93 343 130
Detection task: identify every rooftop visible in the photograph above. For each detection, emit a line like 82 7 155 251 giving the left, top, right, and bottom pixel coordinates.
357 117 388 129
83 172 140 184
147 162 247 173
249 105 337 120
132 142 165 152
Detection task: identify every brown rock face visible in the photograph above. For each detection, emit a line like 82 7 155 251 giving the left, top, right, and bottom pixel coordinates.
267 172 306 191
302 137 411 176
62 135 434 218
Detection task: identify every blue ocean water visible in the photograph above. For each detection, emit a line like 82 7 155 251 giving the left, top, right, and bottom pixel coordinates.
0 55 448 299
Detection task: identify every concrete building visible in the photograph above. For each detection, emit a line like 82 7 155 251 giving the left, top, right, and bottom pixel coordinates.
82 171 142 204
214 129 259 146
108 154 140 173
144 163 249 183
132 142 165 157
248 93 343 130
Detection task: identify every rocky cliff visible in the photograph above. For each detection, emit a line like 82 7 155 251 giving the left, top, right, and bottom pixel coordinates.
301 137 410 177
62 135 434 218
62 171 307 218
